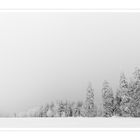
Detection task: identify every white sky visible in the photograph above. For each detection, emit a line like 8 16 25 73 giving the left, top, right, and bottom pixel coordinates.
0 12 140 115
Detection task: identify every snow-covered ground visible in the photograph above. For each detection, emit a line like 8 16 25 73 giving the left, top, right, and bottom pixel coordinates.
0 117 140 128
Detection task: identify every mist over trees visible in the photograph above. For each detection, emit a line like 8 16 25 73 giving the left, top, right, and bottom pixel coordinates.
14 67 140 117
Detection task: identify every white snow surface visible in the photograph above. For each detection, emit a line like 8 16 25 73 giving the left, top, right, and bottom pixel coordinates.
0 117 140 128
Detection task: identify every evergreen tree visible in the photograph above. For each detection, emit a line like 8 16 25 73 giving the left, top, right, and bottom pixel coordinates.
128 67 140 117
120 73 129 89
84 83 96 117
73 101 83 117
133 67 140 81
40 104 49 117
64 101 73 117
55 101 66 117
47 102 55 117
114 89 122 116
102 81 114 117
118 73 131 117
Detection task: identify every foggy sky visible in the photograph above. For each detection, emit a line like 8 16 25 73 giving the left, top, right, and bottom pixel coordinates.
0 12 140 115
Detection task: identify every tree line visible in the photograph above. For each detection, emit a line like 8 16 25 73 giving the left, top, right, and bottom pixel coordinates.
15 67 140 117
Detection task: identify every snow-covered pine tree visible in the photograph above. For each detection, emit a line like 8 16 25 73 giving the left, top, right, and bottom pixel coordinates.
64 101 73 117
55 101 66 117
73 101 83 117
102 81 114 117
119 73 131 117
40 104 49 117
114 89 122 116
120 73 129 89
133 67 140 81
84 83 96 117
46 102 55 117
128 67 140 117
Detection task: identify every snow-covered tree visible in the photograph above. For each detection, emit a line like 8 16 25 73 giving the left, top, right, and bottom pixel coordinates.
116 71 140 117
55 101 66 117
102 81 114 117
46 102 55 117
114 73 129 116
73 101 83 117
117 70 140 117
133 67 140 81
120 73 129 89
39 104 49 117
128 67 140 117
64 101 73 117
47 108 54 117
114 89 122 116
117 73 131 117
84 83 96 117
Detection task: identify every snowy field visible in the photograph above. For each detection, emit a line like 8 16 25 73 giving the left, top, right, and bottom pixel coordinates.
0 117 140 128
